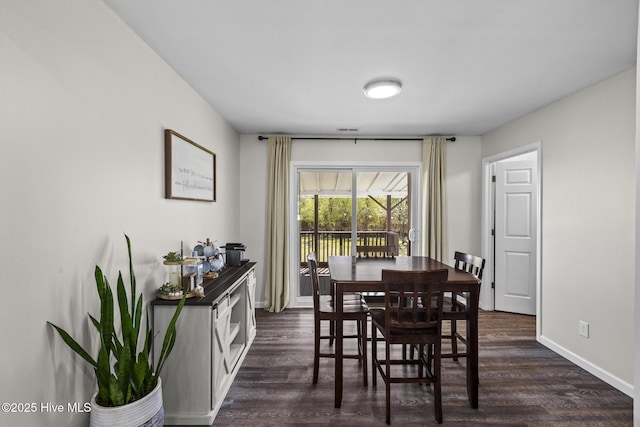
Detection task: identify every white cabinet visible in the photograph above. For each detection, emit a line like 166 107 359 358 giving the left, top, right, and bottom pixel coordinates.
152 263 256 425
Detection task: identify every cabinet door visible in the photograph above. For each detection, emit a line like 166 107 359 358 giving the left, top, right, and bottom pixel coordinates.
212 295 233 407
246 269 256 340
154 305 212 416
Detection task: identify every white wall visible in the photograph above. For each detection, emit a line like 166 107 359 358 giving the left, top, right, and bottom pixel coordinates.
482 68 636 393
239 135 482 306
239 135 269 307
0 1 240 426
446 136 483 262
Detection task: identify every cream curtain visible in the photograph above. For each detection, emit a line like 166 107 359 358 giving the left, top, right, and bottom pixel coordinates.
421 137 447 261
264 136 291 312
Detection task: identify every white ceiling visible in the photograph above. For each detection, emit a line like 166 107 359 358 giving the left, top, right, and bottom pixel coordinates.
102 0 638 137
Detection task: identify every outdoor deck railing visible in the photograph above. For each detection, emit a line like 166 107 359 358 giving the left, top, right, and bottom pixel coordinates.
300 230 401 266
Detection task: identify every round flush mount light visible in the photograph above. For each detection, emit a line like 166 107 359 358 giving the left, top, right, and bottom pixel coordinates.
363 79 402 99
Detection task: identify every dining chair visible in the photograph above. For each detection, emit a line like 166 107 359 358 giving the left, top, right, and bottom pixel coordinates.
442 251 485 361
307 252 369 386
356 231 399 259
371 268 448 424
358 238 398 305
326 267 366 346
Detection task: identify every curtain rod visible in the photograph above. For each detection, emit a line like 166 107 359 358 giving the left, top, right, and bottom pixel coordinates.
257 135 456 142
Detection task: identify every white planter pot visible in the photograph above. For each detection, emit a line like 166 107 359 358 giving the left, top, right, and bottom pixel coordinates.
89 378 164 427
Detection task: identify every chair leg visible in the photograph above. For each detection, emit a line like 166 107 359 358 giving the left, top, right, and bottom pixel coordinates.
372 327 377 387
329 285 335 346
313 318 320 384
357 320 362 356
385 341 391 424
418 344 424 381
450 319 458 362
434 343 443 424
361 318 368 386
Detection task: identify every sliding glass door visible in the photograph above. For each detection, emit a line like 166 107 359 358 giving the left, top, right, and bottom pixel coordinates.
293 164 420 306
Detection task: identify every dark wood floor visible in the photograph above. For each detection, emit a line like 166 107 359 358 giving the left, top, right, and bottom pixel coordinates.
208 309 632 426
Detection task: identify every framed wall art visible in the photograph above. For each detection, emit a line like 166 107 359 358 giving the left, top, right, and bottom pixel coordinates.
165 129 216 202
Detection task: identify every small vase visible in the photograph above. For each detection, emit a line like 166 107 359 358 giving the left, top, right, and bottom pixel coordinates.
89 378 164 427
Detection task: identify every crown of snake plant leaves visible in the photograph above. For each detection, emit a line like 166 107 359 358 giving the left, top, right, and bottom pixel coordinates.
48 234 186 407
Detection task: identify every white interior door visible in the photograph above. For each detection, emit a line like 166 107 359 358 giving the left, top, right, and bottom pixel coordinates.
494 157 538 315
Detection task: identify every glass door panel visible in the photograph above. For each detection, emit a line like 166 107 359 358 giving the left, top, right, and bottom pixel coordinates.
355 170 412 257
298 170 352 297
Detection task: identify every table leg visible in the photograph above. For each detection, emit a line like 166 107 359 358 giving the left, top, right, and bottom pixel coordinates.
467 288 479 408
335 282 343 408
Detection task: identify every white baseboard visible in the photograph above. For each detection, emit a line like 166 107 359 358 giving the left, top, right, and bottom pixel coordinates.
538 334 633 397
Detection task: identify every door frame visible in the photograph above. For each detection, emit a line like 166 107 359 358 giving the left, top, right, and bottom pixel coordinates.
481 141 542 338
289 161 422 308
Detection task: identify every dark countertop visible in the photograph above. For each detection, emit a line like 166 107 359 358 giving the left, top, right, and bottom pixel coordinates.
152 262 256 308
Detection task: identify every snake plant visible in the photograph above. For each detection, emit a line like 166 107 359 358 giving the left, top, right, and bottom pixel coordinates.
48 234 186 407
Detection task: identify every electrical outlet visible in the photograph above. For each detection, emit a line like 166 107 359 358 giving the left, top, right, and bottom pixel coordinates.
579 320 589 338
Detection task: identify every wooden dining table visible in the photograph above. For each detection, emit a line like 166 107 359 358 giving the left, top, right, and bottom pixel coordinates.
328 255 481 409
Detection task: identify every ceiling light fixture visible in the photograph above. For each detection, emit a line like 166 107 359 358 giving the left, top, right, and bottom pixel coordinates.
363 79 402 99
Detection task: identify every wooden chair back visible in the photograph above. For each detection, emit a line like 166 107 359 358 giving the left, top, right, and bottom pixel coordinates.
454 251 485 280
307 252 321 312
357 231 399 258
380 269 448 337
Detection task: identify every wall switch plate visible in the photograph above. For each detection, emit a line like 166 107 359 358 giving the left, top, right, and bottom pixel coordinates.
579 320 589 338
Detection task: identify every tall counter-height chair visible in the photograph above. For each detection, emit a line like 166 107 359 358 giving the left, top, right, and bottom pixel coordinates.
307 252 369 386
371 269 448 424
442 251 485 361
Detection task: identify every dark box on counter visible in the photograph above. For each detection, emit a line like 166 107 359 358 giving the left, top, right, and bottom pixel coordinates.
225 243 246 266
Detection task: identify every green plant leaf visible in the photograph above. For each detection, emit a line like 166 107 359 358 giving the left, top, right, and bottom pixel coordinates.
47 322 98 368
111 330 123 356
95 265 106 299
143 308 153 356
99 276 114 358
117 273 133 334
96 346 112 405
125 234 137 321
115 340 132 404
139 310 154 391
155 292 186 378
116 272 134 350
89 314 100 332
131 351 150 398
132 292 143 356
134 295 143 331
108 374 124 407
